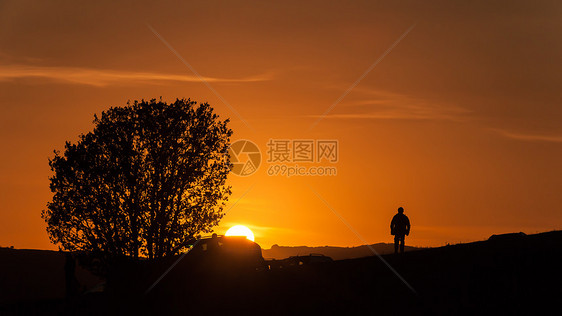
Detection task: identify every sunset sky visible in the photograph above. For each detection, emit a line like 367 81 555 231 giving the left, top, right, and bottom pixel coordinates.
1 1 561 250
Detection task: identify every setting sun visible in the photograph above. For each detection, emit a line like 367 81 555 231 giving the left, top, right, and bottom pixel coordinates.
225 225 255 242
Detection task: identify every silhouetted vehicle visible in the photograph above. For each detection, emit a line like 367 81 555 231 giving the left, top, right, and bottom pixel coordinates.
101 235 266 297
187 235 266 271
266 254 334 269
287 254 334 265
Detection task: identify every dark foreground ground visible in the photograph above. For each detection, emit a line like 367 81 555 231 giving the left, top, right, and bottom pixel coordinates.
2 231 562 315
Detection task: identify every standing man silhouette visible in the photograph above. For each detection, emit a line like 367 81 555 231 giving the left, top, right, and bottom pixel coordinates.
391 207 410 254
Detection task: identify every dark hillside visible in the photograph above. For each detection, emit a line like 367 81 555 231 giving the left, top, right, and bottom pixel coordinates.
2 231 562 315
144 231 562 315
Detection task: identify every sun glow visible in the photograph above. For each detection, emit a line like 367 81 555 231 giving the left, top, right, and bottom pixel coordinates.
225 225 255 242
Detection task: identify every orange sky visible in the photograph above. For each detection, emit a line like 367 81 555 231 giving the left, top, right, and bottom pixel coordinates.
1 1 561 250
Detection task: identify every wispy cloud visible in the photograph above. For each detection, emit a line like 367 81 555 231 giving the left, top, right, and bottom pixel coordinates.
311 89 469 121
0 64 273 87
309 23 417 130
491 128 562 143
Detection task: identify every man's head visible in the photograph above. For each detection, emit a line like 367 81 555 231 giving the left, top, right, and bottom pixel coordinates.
398 207 404 214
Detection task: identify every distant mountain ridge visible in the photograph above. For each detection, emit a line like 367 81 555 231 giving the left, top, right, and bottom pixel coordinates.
262 243 420 260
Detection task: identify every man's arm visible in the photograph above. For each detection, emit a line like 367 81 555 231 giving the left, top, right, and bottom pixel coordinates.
406 216 411 235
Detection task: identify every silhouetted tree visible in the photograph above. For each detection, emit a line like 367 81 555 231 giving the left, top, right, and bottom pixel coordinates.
42 99 232 259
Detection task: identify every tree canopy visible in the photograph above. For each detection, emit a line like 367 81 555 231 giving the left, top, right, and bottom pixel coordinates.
42 99 232 259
